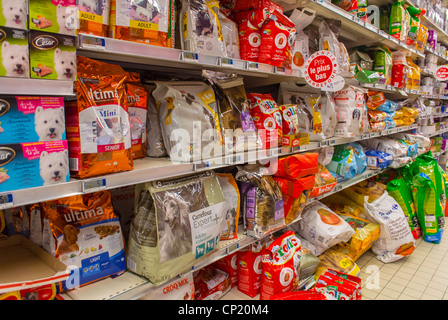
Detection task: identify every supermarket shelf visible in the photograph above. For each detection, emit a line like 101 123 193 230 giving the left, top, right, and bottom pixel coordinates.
59 167 387 300
277 0 425 59
419 113 448 119
425 45 448 64
76 34 301 88
0 77 75 96
428 127 448 137
433 149 448 158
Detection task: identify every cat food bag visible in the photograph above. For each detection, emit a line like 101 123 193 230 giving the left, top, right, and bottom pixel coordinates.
152 81 223 162
146 85 168 158
180 0 226 57
110 0 175 48
42 190 126 290
236 164 285 238
125 72 148 159
127 171 226 285
77 0 110 37
216 173 240 240
364 191 416 263
260 230 302 300
294 201 355 255
387 178 421 239
247 92 282 149
203 71 259 152
66 56 133 179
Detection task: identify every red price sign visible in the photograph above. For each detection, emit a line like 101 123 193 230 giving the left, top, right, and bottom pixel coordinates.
435 65 448 81
303 50 338 88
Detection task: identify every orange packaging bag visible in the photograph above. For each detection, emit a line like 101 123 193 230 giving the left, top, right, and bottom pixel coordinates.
237 241 265 298
42 190 126 290
260 230 301 300
66 56 133 179
274 153 319 179
125 72 148 159
77 0 110 37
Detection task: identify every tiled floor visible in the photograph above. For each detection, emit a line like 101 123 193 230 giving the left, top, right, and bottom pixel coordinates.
358 230 448 300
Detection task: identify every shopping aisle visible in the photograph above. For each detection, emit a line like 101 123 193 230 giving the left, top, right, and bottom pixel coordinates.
358 230 448 300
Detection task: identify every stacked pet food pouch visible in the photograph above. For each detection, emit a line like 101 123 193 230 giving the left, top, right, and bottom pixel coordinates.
0 96 70 192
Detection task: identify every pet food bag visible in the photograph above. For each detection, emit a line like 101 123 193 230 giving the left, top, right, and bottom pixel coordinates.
294 201 355 255
77 0 111 37
236 164 285 238
278 104 300 146
152 81 223 162
412 173 445 244
125 72 148 159
216 173 240 240
203 71 259 152
260 230 302 300
218 10 240 59
247 92 282 149
237 240 266 298
332 86 365 137
372 46 392 85
365 149 393 170
146 85 168 158
180 0 226 57
319 19 350 76
67 56 133 179
214 252 238 288
326 143 367 180
387 178 421 239
127 171 226 285
389 0 406 41
238 19 261 62
364 192 416 263
315 245 360 277
148 273 195 300
274 153 319 180
310 164 337 198
110 0 175 48
194 265 232 300
42 190 126 290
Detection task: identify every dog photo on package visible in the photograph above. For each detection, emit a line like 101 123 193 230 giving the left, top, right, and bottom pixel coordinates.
0 26 29 78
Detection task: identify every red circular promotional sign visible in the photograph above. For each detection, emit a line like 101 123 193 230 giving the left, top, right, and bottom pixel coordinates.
303 50 338 88
435 65 448 81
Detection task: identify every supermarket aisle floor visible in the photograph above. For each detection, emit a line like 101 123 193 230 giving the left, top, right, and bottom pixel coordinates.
359 230 448 300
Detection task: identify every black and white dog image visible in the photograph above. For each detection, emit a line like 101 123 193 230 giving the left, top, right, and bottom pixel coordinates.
158 193 192 262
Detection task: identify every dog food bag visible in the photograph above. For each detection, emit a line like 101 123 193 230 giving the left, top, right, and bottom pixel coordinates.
260 230 302 300
326 143 367 180
146 273 194 300
67 56 133 179
194 264 232 300
232 0 283 11
180 0 225 57
125 73 148 159
218 10 240 59
216 173 240 240
364 191 416 263
0 96 65 144
258 10 295 68
295 201 355 255
274 153 319 180
387 178 421 239
278 104 300 146
247 92 282 149
389 0 406 41
236 164 285 238
0 140 70 193
237 240 265 297
315 245 360 277
0 0 28 30
77 0 111 37
214 252 238 288
42 190 126 290
145 85 168 158
415 24 428 52
110 0 175 48
203 71 259 152
332 86 365 137
372 46 392 85
127 171 226 285
152 81 223 162
238 19 261 62
412 173 445 244
29 0 76 36
310 164 337 198
0 26 29 78
319 19 350 76
29 30 77 81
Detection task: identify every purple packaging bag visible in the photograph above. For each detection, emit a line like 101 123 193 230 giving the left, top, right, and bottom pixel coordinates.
428 30 438 50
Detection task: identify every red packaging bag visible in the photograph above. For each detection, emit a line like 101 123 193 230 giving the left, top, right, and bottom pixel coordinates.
274 153 319 180
258 11 295 67
325 269 362 300
194 266 232 300
214 252 238 288
239 20 262 62
233 0 283 12
260 230 302 300
237 241 265 297
247 93 282 149
269 291 327 300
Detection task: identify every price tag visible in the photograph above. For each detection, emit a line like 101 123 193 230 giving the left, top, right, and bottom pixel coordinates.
79 34 106 50
247 61 258 71
82 178 107 193
182 51 199 63
226 243 239 254
276 67 286 74
220 57 234 67
0 193 13 210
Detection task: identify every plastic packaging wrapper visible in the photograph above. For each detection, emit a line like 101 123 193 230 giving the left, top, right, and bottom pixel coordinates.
332 86 365 137
310 164 337 198
216 173 240 241
326 143 367 180
365 149 393 169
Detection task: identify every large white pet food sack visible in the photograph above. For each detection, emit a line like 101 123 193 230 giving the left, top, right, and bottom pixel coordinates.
127 171 226 285
294 201 354 255
364 192 416 263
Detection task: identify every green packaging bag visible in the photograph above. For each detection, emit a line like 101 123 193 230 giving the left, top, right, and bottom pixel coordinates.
389 0 405 41
387 179 421 239
412 173 445 244
372 46 392 85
